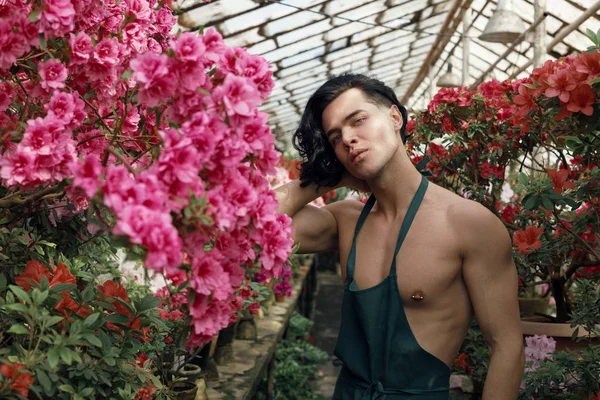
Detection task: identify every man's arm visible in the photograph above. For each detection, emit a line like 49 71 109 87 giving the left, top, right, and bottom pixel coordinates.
454 202 525 399
275 180 340 254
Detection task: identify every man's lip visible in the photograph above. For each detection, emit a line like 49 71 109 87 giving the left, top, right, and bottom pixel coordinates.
350 149 367 164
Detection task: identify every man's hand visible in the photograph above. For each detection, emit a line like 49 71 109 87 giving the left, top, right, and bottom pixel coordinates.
339 170 370 193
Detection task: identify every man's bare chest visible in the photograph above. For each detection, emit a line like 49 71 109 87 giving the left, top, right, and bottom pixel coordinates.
338 211 463 305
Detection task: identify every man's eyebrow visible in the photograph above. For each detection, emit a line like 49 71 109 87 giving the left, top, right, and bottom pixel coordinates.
325 109 366 138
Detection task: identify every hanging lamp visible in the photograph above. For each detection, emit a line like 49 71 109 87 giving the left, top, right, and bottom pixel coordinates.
479 0 527 43
436 63 462 88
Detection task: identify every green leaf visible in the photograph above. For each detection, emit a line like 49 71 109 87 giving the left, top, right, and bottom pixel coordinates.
0 274 7 290
588 76 600 86
541 196 554 211
59 384 75 394
46 316 63 328
586 28 599 45
28 9 40 22
32 289 49 306
113 298 135 317
518 172 529 185
98 330 112 352
106 313 131 324
50 284 76 293
83 334 103 347
4 303 30 313
80 388 94 397
83 89 96 100
60 348 72 365
9 285 31 304
121 70 133 80
34 244 44 255
83 313 101 328
39 33 46 50
8 324 29 335
35 368 52 392
523 194 539 211
47 348 60 369
136 295 160 313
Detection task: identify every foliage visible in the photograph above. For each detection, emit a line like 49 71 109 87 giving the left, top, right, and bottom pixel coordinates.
410 36 600 324
256 312 328 400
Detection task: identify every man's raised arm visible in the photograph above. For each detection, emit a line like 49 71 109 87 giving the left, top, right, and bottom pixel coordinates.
275 180 340 254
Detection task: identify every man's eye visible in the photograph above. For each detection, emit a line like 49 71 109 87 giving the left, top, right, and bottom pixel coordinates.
354 118 365 125
333 134 341 143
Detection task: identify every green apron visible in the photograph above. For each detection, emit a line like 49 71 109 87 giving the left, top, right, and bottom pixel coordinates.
332 175 451 400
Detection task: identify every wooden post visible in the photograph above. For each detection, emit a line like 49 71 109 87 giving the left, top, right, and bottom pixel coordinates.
462 7 472 86
533 0 547 68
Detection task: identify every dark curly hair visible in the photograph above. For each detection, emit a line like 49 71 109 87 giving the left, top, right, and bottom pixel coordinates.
292 73 408 188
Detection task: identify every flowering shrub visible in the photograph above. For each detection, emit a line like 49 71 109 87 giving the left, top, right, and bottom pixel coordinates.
0 260 163 399
0 0 293 357
409 34 600 325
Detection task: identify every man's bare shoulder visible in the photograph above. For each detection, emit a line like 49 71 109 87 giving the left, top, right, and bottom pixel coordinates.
444 193 511 257
324 198 365 219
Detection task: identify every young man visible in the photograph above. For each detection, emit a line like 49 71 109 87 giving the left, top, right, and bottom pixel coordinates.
275 74 524 399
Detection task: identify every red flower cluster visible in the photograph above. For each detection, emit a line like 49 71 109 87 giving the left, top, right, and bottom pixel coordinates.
0 362 34 398
513 53 600 122
454 353 472 373
513 226 545 255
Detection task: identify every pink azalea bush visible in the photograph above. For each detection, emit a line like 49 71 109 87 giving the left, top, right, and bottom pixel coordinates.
0 0 293 349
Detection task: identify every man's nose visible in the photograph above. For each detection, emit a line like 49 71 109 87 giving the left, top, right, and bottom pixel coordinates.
341 130 357 148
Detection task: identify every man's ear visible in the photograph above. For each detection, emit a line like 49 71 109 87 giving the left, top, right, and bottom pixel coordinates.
389 105 403 133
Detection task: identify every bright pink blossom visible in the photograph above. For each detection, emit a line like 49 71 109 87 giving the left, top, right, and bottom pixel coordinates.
38 59 68 91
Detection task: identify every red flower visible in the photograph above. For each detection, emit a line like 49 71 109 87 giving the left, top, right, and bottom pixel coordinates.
545 68 577 102
49 262 76 287
513 226 544 254
405 119 417 133
56 292 90 318
574 51 600 79
134 384 156 400
566 84 595 116
500 204 520 225
546 168 576 193
0 362 34 398
98 280 131 316
248 301 260 315
15 260 51 290
454 353 472 373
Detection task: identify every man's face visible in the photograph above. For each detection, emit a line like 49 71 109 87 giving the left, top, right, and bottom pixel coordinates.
321 88 403 180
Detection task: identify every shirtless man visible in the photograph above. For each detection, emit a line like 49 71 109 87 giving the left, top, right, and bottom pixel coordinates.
275 74 524 399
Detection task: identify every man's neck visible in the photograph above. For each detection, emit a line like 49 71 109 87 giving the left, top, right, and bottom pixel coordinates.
367 151 424 221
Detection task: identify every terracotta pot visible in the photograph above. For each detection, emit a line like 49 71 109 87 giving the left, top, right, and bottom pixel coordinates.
275 293 285 303
518 297 548 317
521 317 600 351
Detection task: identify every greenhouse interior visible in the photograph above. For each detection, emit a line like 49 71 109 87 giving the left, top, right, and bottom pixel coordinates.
0 0 599 399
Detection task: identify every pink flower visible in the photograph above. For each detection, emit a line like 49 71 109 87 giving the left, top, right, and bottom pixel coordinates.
46 91 86 128
38 59 68 91
155 8 176 35
113 204 182 274
38 0 75 38
122 23 148 54
190 251 231 300
130 52 174 107
70 156 103 197
212 74 262 117
0 18 27 70
20 116 65 156
0 150 35 187
93 38 121 67
173 32 205 63
189 296 231 338
525 335 556 364
69 32 93 65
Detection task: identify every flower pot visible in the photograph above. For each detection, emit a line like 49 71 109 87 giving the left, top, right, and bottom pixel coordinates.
275 293 285 303
189 344 219 382
260 290 275 316
214 322 237 366
521 317 600 352
518 297 548 317
172 381 198 400
236 310 257 340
